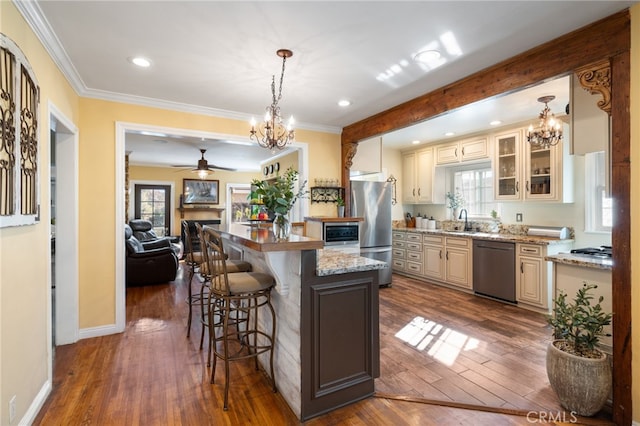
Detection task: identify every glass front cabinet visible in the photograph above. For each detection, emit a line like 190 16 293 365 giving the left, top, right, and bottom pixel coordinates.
494 124 572 203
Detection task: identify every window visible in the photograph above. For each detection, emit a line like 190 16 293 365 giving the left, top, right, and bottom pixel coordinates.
134 184 171 236
585 151 612 232
227 184 251 224
451 165 497 217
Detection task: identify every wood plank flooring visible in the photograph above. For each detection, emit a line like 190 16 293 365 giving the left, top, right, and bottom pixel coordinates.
33 265 613 425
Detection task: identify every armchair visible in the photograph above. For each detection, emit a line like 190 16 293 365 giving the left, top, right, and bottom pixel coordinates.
129 219 182 258
125 224 179 286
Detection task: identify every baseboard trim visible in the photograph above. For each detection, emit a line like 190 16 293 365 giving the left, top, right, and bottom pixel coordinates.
79 323 121 340
19 380 51 425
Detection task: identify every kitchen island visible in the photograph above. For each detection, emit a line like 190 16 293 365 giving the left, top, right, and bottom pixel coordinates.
218 224 387 421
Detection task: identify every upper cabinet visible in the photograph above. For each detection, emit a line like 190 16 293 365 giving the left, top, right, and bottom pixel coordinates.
435 137 490 165
494 125 573 203
402 147 444 204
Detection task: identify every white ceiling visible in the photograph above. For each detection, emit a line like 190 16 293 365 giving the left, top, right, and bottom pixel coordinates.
21 1 635 170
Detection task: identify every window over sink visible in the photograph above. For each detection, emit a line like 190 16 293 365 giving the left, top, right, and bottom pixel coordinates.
451 164 498 218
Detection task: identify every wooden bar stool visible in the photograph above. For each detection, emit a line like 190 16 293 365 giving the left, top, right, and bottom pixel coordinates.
200 226 277 410
182 220 205 337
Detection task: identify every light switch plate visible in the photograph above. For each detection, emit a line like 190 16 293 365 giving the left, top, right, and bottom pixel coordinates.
516 213 523 222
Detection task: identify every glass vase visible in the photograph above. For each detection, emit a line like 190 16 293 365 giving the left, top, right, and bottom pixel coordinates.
272 212 291 239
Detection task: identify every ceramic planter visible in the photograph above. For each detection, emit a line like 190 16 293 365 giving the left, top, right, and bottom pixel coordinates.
546 340 611 416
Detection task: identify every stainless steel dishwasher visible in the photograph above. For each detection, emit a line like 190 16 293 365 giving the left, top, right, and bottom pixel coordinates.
472 240 516 303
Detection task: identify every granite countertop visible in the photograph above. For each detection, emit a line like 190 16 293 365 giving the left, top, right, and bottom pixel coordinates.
393 226 573 246
316 248 388 276
546 253 613 271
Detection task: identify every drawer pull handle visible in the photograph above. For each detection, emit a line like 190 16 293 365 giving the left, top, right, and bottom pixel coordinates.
520 261 524 273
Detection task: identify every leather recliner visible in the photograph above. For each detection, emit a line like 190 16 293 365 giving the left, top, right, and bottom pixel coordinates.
128 219 182 258
125 224 179 286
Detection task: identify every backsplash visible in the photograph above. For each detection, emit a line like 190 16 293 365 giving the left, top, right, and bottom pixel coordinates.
392 219 575 239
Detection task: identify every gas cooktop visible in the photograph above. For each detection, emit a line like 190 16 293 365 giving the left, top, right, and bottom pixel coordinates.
570 246 612 258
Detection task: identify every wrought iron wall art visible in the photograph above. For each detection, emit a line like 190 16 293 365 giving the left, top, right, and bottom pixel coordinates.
0 33 40 227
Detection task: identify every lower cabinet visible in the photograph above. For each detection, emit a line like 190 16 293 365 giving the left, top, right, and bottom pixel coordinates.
392 229 571 314
516 242 572 313
444 237 472 290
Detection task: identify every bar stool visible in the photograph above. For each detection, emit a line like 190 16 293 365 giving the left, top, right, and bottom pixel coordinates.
182 220 204 337
200 226 277 410
195 224 251 350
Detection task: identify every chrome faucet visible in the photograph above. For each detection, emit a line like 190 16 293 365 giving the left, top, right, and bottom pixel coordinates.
458 208 472 231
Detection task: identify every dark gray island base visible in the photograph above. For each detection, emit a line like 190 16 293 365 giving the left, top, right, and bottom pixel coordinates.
300 249 380 420
218 224 386 421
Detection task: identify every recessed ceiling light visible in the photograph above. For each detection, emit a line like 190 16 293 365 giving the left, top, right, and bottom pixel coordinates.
338 99 351 107
445 132 455 137
129 56 151 68
413 49 441 64
490 120 502 126
412 140 421 145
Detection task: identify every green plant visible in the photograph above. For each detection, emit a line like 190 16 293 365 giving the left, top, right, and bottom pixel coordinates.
547 283 612 358
445 189 464 210
335 196 345 206
250 167 308 216
490 209 498 219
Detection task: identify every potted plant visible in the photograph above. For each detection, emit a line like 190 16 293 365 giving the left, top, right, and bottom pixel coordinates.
251 167 308 239
335 196 345 217
546 283 613 416
445 189 464 220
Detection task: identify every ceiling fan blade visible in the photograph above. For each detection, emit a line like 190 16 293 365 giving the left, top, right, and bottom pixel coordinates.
207 164 236 172
171 164 192 168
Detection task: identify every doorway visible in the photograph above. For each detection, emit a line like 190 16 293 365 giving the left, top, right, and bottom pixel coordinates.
49 103 80 350
133 184 172 236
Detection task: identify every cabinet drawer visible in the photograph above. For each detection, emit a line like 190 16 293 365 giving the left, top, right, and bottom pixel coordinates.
392 248 406 259
406 261 422 274
392 259 405 270
406 242 422 251
392 231 406 240
406 233 422 243
407 250 422 262
445 237 470 248
424 235 444 245
392 240 406 249
519 244 542 257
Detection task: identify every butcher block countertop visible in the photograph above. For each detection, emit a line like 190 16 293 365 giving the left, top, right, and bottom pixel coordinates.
305 216 363 223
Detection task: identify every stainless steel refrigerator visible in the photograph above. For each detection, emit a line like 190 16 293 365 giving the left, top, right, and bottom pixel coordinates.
350 180 393 286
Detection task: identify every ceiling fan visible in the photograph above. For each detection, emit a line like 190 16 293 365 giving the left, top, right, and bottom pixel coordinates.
172 149 236 177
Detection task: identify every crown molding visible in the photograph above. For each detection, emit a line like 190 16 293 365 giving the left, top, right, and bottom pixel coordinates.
13 0 341 136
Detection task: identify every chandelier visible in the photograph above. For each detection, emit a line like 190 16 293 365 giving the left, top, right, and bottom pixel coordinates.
250 49 295 150
526 95 563 148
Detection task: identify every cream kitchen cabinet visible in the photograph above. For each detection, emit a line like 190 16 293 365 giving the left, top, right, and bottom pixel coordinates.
435 137 490 165
392 230 422 274
516 241 572 314
391 231 406 272
444 236 473 290
493 126 573 202
401 148 444 204
423 235 445 281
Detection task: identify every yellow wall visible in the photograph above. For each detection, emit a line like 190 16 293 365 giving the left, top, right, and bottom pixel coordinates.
631 4 640 422
129 165 260 235
0 2 80 424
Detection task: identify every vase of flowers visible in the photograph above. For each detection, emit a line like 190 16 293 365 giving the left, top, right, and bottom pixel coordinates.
445 189 464 220
251 167 308 239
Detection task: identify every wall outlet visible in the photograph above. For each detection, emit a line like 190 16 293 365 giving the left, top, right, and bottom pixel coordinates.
9 395 16 423
516 213 523 222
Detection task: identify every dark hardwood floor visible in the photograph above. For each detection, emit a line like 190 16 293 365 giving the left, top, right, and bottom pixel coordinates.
34 264 613 425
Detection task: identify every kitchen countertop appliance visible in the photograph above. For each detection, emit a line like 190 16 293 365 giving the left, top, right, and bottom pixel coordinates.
350 180 393 287
305 219 361 255
472 240 516 303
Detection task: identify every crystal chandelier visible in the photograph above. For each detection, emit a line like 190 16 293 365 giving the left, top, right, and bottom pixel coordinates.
526 95 563 148
250 49 295 150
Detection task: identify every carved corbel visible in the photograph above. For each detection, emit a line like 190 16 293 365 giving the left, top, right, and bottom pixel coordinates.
575 59 611 115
